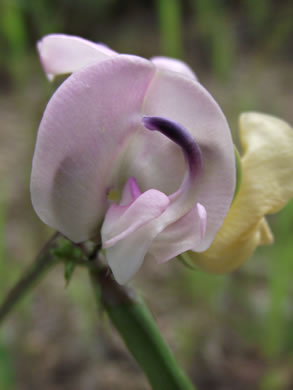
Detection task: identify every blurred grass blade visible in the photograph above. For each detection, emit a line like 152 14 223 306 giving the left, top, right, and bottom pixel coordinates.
0 0 28 56
244 0 271 34
0 338 15 390
191 0 234 79
0 196 5 269
156 0 184 59
263 199 293 359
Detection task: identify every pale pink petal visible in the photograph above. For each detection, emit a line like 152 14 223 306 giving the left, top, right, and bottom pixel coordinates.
31 55 155 242
103 117 202 280
102 188 169 247
105 222 157 284
142 116 203 230
151 56 197 80
128 69 235 251
104 116 204 278
150 203 207 263
120 177 141 205
102 179 169 284
37 34 117 80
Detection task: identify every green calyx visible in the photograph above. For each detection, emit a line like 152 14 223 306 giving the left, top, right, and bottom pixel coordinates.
233 145 242 202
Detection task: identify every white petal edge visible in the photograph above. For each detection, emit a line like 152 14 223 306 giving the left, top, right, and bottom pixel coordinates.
37 34 117 80
151 56 197 80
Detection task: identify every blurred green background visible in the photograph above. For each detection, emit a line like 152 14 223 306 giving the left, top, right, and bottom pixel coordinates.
0 0 293 389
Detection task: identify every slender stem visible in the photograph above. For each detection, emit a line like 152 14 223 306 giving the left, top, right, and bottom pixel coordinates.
90 267 196 390
0 232 60 323
1 234 197 389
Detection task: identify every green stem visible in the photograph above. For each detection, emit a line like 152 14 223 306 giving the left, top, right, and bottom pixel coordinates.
1 235 198 389
90 267 196 390
0 233 60 323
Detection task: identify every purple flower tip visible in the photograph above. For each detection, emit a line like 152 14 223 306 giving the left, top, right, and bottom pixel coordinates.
142 116 157 131
142 116 203 172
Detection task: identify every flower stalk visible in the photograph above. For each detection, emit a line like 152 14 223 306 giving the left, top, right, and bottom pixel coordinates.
0 235 197 389
90 265 196 390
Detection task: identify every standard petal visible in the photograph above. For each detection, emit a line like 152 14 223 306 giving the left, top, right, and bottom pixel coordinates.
31 55 155 242
129 69 235 251
37 34 117 80
189 112 293 272
151 56 197 80
150 203 207 263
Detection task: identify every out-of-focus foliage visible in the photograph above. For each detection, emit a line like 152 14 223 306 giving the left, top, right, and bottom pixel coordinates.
191 0 235 78
0 338 15 390
0 198 15 389
1 0 292 83
263 199 293 360
156 0 183 59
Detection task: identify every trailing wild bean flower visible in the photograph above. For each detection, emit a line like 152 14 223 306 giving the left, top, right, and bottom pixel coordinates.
31 34 235 284
189 112 293 272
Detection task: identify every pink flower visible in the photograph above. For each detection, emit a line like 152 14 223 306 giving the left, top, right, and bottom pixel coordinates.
31 34 235 284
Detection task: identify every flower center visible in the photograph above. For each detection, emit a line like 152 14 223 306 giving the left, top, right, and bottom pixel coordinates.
107 188 121 203
142 116 203 227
